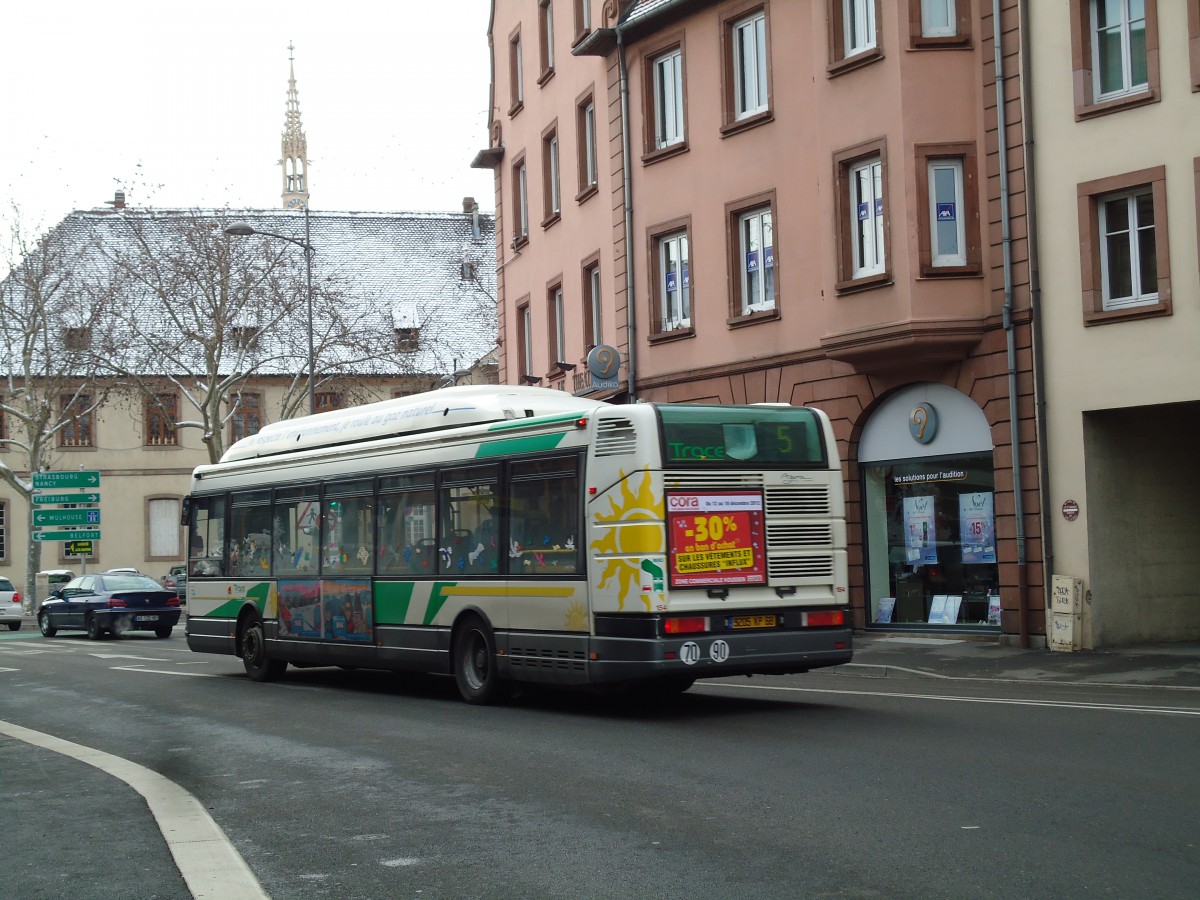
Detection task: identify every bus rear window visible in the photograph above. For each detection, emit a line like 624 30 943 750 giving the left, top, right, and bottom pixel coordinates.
657 405 827 467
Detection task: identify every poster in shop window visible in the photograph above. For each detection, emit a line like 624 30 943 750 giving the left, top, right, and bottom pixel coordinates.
958 491 997 564
667 491 766 587
902 495 939 565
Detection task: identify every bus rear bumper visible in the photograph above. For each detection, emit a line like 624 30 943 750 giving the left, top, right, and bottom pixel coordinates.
587 627 853 684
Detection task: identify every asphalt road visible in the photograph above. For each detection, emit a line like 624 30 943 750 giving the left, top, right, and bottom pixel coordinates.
2 630 1198 899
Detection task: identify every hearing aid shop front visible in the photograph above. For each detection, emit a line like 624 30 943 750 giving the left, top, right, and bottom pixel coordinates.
859 384 1000 631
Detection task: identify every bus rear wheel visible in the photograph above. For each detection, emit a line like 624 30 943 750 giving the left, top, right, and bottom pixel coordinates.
241 619 287 682
453 615 500 705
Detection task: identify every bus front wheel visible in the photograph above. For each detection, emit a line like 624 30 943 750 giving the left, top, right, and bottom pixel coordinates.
453 615 500 705
241 619 287 682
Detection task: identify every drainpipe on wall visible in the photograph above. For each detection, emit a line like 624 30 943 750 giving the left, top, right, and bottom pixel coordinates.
1019 0 1052 628
994 0 1029 648
617 27 638 403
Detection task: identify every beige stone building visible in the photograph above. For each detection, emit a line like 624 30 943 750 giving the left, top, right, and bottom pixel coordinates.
475 0 1043 641
1027 1 1200 646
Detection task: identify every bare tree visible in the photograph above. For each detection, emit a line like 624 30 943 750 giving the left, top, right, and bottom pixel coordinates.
0 208 116 608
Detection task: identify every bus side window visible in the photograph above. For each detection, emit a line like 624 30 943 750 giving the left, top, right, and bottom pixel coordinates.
189 495 225 577
378 473 437 575
230 491 272 577
438 466 498 576
509 457 580 575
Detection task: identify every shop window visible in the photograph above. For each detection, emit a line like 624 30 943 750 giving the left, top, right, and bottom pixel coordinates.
1069 0 1160 119
863 456 1000 627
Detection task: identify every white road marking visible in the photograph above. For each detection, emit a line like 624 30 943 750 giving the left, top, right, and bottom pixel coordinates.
89 653 171 661
0 667 17 673
843 663 952 679
0 718 268 899
111 665 218 677
703 681 1200 716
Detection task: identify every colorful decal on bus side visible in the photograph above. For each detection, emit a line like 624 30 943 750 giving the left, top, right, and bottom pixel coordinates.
373 581 582 631
589 467 666 611
187 581 275 619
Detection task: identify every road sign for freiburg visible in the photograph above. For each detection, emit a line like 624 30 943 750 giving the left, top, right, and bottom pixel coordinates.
32 492 101 505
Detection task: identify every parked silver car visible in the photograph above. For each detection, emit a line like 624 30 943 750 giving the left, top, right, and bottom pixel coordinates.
0 577 22 631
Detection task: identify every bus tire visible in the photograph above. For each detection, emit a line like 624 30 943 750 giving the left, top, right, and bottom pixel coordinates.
453 615 500 705
241 619 287 682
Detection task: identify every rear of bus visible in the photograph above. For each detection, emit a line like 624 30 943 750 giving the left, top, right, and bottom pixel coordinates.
584 402 851 686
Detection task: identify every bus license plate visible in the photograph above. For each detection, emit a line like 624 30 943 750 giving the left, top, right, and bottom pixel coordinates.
731 615 776 629
135 615 159 622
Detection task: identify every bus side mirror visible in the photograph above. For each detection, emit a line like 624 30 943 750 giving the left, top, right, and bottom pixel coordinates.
180 497 192 527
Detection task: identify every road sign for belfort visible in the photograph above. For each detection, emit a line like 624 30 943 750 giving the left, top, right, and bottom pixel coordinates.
33 529 102 542
33 491 101 505
32 470 101 489
34 509 101 527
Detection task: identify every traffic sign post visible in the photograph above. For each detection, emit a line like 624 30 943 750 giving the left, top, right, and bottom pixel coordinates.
32 492 101 505
32 471 101 489
32 529 102 542
34 509 101 527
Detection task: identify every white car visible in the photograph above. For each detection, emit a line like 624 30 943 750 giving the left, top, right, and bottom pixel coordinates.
0 577 22 631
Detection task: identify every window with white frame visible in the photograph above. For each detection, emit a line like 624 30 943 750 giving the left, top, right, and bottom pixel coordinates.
921 0 956 38
0 500 7 562
850 157 885 278
148 497 182 559
510 29 524 111
653 48 684 149
1091 0 1148 101
550 285 566 365
542 126 560 220
738 207 774 313
587 263 602 346
658 231 691 331
732 11 768 120
513 156 529 242
581 98 597 190
844 0 877 56
928 159 967 267
539 0 555 76
520 303 534 378
1099 187 1157 310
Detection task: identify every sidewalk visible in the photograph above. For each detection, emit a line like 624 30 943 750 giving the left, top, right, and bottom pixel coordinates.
846 633 1200 689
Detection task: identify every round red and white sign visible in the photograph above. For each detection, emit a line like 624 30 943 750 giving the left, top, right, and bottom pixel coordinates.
1061 500 1080 522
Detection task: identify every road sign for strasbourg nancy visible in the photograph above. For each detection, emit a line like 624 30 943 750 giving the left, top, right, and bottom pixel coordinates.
32 529 102 542
34 509 101 527
32 492 101 505
32 471 101 489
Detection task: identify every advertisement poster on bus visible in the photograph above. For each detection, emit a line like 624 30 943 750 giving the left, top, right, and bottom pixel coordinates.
958 491 997 564
902 495 939 566
322 578 374 642
667 491 766 587
277 580 322 638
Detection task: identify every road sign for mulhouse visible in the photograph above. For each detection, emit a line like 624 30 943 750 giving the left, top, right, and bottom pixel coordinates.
34 509 101 527
32 529 102 542
33 492 102 505
32 470 101 489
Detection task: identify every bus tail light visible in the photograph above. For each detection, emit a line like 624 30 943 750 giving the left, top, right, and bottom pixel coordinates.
664 616 709 635
803 610 846 627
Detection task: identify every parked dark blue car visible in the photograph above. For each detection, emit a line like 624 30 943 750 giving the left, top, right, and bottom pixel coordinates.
38 573 181 640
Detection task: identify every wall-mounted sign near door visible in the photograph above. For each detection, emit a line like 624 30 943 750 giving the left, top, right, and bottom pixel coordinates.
909 402 938 444
1061 499 1080 521
586 344 621 390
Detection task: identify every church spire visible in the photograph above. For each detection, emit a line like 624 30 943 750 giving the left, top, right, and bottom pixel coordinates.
281 41 310 210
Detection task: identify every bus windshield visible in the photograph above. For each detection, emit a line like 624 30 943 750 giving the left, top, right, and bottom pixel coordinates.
657 405 827 467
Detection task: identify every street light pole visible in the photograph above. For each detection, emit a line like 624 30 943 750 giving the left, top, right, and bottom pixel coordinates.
224 214 317 416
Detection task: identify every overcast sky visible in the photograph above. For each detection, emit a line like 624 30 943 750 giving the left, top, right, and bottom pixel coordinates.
1 0 495 235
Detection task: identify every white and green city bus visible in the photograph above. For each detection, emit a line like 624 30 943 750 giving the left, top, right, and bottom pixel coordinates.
183 385 851 703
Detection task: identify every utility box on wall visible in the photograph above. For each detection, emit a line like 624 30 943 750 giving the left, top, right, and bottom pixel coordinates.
1049 575 1083 652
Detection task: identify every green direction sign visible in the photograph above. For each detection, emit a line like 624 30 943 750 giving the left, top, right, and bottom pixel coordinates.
33 492 101 505
32 471 101 489
34 509 101 527
32 529 101 542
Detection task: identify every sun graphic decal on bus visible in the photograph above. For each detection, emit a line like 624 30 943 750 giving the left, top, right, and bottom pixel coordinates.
589 467 666 611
